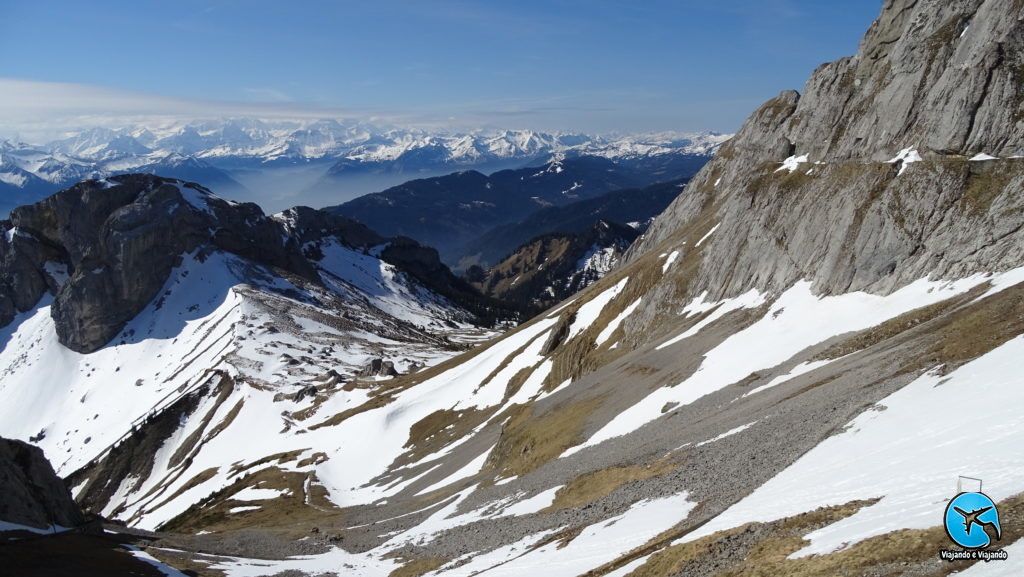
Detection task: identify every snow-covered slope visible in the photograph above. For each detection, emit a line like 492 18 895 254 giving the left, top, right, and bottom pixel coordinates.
0 175 501 535
4 1 1024 575
87 0 1024 574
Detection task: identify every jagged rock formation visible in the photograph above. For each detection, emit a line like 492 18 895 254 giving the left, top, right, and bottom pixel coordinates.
468 219 638 314
0 437 84 530
1 174 495 353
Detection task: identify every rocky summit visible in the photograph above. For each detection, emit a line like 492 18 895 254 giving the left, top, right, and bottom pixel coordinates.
1 1 1023 576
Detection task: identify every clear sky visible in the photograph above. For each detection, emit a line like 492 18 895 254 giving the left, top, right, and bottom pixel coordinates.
0 1 883 139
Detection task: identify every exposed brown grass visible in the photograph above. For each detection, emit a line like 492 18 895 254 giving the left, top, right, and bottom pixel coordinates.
485 396 605 477
308 392 396 430
588 492 1024 577
388 556 448 577
398 405 498 467
203 398 245 443
812 285 987 361
921 281 1024 372
962 166 1013 215
168 377 234 469
543 457 678 512
143 467 220 524
228 449 307 475
296 451 328 468
158 466 336 535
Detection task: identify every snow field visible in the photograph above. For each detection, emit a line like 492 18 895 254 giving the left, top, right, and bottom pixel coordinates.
574 269 1021 455
678 335 1024 558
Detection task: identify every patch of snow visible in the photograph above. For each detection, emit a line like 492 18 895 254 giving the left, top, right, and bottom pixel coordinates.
506 360 554 406
656 289 765 351
0 171 28 187
501 485 562 517
566 277 629 342
535 378 573 401
776 154 809 173
228 506 261 514
232 486 290 501
42 261 70 287
176 183 216 216
888 147 923 176
953 539 1024 576
696 421 757 447
662 250 680 273
595 298 642 346
414 446 493 496
438 493 696 577
124 545 191 576
212 545 394 577
575 245 619 279
694 223 720 248
0 520 71 534
969 153 998 161
577 270 1012 454
742 359 835 398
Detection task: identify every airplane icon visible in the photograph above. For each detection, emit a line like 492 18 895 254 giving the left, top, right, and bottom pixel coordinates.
953 506 1002 541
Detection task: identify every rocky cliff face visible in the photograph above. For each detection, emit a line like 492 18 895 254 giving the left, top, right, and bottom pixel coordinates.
0 437 84 530
1 174 493 353
628 0 1024 307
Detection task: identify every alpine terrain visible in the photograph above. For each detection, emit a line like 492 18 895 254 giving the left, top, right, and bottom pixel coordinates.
2 0 1024 575
0 127 727 216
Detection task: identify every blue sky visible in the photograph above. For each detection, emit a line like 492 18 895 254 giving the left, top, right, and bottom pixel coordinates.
0 1 882 137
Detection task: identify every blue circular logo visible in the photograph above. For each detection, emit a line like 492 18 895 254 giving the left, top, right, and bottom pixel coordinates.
944 492 1002 549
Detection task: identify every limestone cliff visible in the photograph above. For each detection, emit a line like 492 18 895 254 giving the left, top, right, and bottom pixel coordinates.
626 0 1024 320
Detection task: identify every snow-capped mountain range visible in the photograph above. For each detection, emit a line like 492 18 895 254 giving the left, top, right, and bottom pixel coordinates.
1 120 727 184
0 121 728 216
38 120 727 163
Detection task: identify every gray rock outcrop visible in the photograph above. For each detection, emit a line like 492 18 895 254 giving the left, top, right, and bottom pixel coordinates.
360 358 399 378
0 437 85 530
1 174 492 353
6 174 319 352
627 0 1024 312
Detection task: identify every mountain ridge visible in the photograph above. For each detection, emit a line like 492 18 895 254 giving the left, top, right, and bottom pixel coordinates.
3 1 1024 575
324 157 700 268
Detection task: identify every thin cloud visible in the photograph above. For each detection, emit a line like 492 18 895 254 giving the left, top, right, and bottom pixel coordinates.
242 87 295 103
0 77 712 142
0 78 370 141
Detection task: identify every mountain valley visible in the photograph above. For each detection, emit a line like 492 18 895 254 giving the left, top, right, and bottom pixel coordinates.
2 1 1024 576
